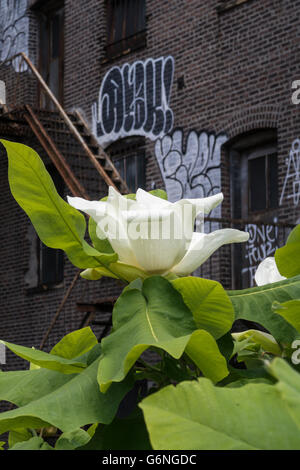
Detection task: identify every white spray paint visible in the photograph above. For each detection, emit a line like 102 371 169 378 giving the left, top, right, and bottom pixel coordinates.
242 223 279 287
280 138 300 207
154 129 228 220
0 0 29 72
0 80 5 104
92 56 175 148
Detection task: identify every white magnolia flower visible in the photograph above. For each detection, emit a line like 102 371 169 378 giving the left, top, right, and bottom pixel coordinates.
68 187 249 277
254 257 286 286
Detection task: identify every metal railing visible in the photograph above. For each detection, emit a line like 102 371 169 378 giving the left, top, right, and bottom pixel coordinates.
0 52 127 193
196 216 295 289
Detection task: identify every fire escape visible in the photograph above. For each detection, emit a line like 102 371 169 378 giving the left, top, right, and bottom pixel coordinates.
0 52 127 346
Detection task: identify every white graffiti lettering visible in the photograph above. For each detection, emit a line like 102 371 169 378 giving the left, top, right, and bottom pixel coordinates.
242 223 279 286
0 0 29 72
92 56 174 148
154 129 228 213
280 138 300 207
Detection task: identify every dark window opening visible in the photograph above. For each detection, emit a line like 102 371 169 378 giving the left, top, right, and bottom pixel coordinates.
37 1 64 108
229 130 278 289
108 137 146 193
106 0 146 60
248 153 278 213
38 165 64 288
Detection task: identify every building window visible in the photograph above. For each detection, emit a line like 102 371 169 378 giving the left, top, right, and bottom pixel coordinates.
229 130 279 289
32 0 65 108
248 150 278 214
106 0 146 60
108 137 146 193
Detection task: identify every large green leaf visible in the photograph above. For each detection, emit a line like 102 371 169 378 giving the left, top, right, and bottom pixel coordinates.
228 276 300 344
232 330 282 356
185 330 228 384
50 327 98 359
1 140 117 269
1 340 86 374
55 429 92 450
273 300 300 333
0 358 133 436
98 276 197 392
81 262 148 283
140 358 300 450
275 225 300 278
172 277 234 339
9 437 53 450
8 428 32 449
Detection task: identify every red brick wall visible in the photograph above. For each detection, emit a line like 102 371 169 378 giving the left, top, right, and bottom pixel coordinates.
1 0 300 374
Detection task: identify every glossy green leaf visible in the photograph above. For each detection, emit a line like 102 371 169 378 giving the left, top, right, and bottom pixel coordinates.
55 429 91 450
228 275 300 344
0 442 5 450
9 437 53 450
8 428 32 449
232 330 282 356
273 300 300 333
275 225 300 278
140 358 300 450
0 358 133 435
185 330 228 384
149 189 168 200
1 340 87 374
172 277 234 339
98 276 197 391
88 214 114 254
1 140 117 269
81 262 148 283
50 327 98 359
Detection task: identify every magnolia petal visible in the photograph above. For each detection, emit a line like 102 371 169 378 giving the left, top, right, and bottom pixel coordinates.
67 196 107 222
172 228 249 276
124 209 186 273
175 192 224 216
254 257 286 286
136 188 171 209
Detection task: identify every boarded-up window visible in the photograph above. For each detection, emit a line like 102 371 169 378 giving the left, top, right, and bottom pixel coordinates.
106 0 146 59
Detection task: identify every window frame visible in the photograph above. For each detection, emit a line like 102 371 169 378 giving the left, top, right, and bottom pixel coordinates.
105 0 147 61
107 137 146 193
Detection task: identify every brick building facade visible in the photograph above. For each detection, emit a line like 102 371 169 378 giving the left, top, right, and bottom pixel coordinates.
0 0 299 372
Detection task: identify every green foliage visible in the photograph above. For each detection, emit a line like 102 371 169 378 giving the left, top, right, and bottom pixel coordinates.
1 140 117 269
140 358 300 450
79 409 151 450
9 437 53 450
55 429 91 450
0 356 133 436
98 276 197 391
275 225 300 278
228 275 300 344
1 340 87 374
3 140 300 450
50 327 98 359
172 277 234 339
273 300 300 332
98 276 228 391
